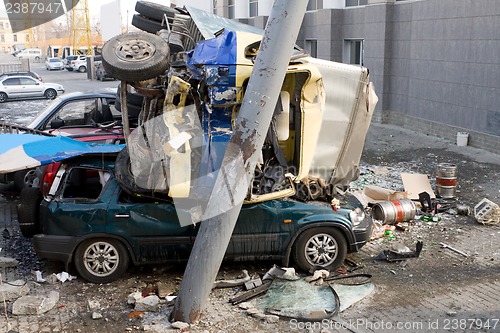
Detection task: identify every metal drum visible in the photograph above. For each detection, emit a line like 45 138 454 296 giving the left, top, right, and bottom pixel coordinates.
372 199 417 224
436 163 457 198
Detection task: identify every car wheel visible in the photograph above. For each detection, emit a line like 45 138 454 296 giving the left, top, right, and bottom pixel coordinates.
0 92 7 103
13 169 37 191
135 1 177 22
114 147 162 196
17 187 42 238
74 238 129 283
44 88 57 99
132 14 166 34
293 227 347 272
35 56 40 61
102 31 170 81
67 68 73 71
78 66 86 73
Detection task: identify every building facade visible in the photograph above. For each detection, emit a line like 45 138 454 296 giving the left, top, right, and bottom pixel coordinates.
211 0 500 154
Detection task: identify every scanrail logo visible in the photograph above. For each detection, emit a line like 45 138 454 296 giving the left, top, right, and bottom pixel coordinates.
4 0 78 33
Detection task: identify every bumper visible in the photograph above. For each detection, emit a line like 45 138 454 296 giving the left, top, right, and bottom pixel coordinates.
350 215 374 252
32 234 78 265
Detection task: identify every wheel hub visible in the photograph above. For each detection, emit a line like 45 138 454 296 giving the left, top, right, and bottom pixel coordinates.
115 40 156 62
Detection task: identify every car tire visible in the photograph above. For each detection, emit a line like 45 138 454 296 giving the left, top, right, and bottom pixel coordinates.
114 147 159 196
67 68 73 71
132 14 166 34
293 227 347 272
0 92 7 103
44 88 57 99
78 66 86 73
135 1 177 22
13 169 37 191
35 56 40 61
102 31 170 82
74 238 129 283
17 187 42 238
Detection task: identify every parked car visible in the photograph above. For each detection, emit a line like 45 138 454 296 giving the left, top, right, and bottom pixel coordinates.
71 57 88 73
30 154 372 283
45 57 64 71
0 75 64 103
14 48 43 61
0 91 118 190
64 55 86 71
0 71 43 81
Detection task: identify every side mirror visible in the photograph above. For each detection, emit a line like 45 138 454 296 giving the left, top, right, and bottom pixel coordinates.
50 119 64 129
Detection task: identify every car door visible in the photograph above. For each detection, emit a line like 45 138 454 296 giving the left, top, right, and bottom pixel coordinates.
106 184 196 264
19 77 43 96
226 200 291 258
44 166 110 236
1 77 21 96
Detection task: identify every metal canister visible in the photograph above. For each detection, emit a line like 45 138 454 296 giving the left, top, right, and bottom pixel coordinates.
372 198 417 224
436 163 457 198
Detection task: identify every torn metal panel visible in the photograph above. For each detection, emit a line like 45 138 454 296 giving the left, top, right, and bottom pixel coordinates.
306 58 377 187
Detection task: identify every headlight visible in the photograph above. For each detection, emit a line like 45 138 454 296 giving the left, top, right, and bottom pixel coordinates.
349 207 365 226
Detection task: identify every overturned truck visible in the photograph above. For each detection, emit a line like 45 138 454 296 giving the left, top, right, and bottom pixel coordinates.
102 5 377 221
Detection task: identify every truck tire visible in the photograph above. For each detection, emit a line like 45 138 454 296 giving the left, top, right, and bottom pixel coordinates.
102 32 170 82
131 14 166 34
135 1 177 22
17 187 42 238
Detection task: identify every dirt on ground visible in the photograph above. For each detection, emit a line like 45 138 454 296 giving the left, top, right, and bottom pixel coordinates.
1 122 499 333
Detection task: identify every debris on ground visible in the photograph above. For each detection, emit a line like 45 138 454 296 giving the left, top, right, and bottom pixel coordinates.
0 279 29 301
12 290 59 315
213 269 250 288
374 241 423 262
439 242 468 257
474 198 500 225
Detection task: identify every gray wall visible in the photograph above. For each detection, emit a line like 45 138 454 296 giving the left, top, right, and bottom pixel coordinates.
296 0 500 154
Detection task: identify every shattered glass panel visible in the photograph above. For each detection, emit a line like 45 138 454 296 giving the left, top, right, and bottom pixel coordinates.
256 279 338 320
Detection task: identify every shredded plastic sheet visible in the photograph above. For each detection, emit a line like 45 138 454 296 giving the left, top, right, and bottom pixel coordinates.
256 279 339 320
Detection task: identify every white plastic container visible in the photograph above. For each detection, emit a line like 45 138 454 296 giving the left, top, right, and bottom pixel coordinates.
456 132 469 146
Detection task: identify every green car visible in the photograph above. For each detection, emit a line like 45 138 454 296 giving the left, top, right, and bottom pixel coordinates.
33 155 372 283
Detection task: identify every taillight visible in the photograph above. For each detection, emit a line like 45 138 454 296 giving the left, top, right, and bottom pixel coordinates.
42 162 61 196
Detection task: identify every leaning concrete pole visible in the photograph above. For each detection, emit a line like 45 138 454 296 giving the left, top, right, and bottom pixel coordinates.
172 0 309 323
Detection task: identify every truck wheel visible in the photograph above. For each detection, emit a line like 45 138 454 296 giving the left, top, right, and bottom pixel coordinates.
135 1 177 22
74 238 129 283
17 187 42 238
132 14 166 34
293 227 347 272
102 31 170 81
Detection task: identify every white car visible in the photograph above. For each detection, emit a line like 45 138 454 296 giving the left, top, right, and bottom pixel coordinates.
45 57 64 70
71 57 88 73
0 75 64 103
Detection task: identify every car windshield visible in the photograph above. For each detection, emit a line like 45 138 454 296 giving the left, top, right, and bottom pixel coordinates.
28 96 65 128
50 58 60 62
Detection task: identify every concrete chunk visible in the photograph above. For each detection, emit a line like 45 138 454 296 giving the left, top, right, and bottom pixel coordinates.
0 279 29 301
0 256 18 268
12 291 59 315
134 295 159 312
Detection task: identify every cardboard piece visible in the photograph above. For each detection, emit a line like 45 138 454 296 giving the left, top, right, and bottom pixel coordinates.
363 185 407 202
400 173 435 200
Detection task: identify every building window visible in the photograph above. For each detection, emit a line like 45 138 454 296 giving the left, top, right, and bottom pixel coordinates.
25 34 30 42
213 0 217 14
307 0 323 11
1 35 4 43
0 22 3 29
346 0 368 7
305 39 317 58
5 22 9 29
344 39 363 65
13 34 17 42
228 0 235 19
249 0 258 17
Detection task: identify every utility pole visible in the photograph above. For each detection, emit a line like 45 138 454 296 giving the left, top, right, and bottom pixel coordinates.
172 0 310 323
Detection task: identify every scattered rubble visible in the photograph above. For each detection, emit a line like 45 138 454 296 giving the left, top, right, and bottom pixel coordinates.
0 279 29 301
134 295 160 312
0 256 18 268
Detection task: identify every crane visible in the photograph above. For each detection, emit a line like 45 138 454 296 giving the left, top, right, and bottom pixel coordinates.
71 0 92 55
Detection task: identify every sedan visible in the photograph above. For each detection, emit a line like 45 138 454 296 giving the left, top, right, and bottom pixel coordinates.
45 57 64 70
0 75 64 103
32 155 373 283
